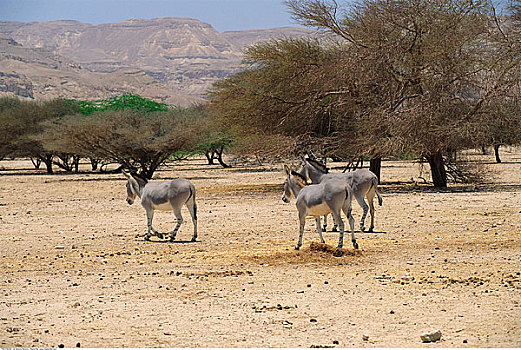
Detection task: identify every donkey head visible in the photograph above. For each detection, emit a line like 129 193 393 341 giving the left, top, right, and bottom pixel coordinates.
282 165 306 203
305 157 328 174
123 171 147 205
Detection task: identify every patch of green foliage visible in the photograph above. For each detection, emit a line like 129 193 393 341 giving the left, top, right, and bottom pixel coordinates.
72 93 169 115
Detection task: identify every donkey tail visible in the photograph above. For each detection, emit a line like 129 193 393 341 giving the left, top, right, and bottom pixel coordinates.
372 176 383 206
345 185 353 204
187 185 197 220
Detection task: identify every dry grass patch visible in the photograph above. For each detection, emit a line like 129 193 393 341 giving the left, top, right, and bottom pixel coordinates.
201 183 281 194
246 242 362 266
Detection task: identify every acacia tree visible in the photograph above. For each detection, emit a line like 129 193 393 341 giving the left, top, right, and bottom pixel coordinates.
0 98 80 173
0 96 23 160
473 0 521 163
285 0 509 187
210 38 359 161
211 0 519 187
41 106 203 179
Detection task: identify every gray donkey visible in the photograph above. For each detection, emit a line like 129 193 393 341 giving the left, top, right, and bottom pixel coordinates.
123 171 197 242
299 158 383 232
282 165 357 250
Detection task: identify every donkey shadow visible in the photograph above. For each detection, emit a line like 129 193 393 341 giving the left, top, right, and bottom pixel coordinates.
135 237 198 244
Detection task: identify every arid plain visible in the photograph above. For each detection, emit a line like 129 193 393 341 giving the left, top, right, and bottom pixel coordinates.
0 149 520 348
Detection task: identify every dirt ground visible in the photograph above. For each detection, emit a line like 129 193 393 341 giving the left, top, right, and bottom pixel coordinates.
1 148 520 348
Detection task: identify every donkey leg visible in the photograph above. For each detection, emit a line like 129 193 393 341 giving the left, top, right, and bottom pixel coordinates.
187 200 198 242
367 195 375 233
355 195 369 232
330 213 339 232
331 212 345 249
344 204 358 249
145 209 158 241
295 213 306 250
169 207 183 241
315 217 325 243
322 214 328 232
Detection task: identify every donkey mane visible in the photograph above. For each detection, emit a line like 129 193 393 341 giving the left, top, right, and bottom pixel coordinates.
291 170 307 182
305 158 328 173
129 171 148 184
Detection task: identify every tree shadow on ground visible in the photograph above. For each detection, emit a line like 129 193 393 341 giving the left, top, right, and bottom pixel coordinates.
380 182 521 194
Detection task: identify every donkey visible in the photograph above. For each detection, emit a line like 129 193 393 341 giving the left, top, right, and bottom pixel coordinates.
123 171 197 242
282 165 357 250
299 158 383 233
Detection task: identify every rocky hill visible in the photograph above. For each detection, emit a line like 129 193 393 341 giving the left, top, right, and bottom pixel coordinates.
0 36 200 106
0 18 312 104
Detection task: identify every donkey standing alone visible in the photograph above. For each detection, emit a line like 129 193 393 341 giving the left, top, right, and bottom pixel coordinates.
123 171 197 242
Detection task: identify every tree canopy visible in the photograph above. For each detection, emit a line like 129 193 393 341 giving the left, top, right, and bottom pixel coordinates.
1 95 225 178
210 0 521 187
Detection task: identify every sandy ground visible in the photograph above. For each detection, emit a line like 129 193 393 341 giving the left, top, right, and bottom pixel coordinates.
0 149 520 348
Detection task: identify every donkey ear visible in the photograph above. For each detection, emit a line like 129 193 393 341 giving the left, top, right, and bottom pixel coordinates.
122 170 131 179
283 164 291 176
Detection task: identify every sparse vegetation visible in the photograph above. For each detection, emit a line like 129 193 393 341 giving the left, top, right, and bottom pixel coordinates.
0 95 232 177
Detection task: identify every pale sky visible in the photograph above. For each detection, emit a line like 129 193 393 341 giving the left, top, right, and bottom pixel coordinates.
0 0 302 32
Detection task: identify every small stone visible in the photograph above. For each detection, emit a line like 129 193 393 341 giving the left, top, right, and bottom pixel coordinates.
310 318 317 323
332 340 339 345
463 339 468 344
58 344 64 348
390 310 395 314
362 334 369 341
421 329 442 343
55 246 65 250
76 342 81 347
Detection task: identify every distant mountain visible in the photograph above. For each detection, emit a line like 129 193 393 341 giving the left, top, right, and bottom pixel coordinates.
0 36 201 106
0 18 312 104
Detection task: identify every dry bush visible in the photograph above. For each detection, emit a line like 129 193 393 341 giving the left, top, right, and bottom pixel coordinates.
445 155 495 184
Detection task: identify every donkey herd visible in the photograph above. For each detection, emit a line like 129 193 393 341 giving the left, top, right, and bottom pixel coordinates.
123 157 383 250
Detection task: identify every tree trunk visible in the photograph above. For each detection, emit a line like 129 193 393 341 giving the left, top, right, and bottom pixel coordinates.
90 158 99 171
54 155 72 172
427 152 447 188
481 145 488 155
494 144 501 163
369 157 382 181
73 155 80 173
140 155 168 180
216 146 230 168
43 154 54 174
140 166 154 180
30 158 41 169
205 151 215 165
